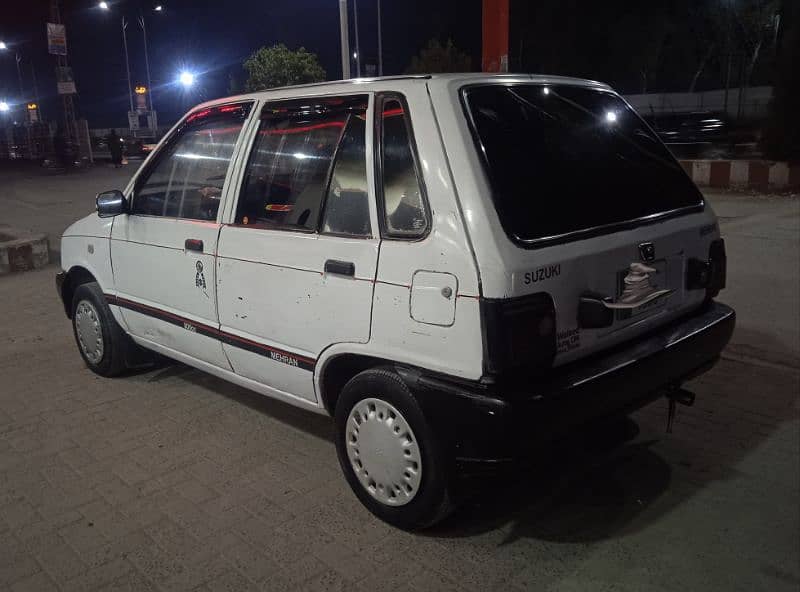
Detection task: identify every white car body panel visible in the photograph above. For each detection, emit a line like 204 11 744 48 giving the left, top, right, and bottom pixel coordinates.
430 75 721 365
60 217 127 326
216 230 379 403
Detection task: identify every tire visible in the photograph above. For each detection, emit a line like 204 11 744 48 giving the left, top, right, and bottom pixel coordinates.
71 282 129 377
334 367 453 530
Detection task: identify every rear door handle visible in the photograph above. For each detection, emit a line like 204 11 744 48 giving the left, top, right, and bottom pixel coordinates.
324 259 355 277
185 238 204 252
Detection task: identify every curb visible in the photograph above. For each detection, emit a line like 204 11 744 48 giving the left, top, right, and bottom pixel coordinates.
679 160 800 191
0 227 50 275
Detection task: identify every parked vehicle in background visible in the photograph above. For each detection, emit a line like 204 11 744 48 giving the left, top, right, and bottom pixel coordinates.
56 74 734 529
124 137 146 158
642 111 731 146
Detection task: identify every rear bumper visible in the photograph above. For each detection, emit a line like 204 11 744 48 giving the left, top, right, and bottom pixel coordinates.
403 301 735 467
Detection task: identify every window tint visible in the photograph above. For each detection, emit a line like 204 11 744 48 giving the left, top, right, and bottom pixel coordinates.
236 96 368 232
321 114 371 237
463 84 704 244
132 108 248 221
381 99 427 237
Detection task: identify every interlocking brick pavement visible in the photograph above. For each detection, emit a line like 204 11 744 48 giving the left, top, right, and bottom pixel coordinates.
1 266 798 591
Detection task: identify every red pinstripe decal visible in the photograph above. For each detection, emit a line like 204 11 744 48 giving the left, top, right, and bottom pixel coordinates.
106 294 316 369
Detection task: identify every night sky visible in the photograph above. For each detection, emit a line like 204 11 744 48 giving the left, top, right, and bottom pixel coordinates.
3 1 784 129
2 0 482 127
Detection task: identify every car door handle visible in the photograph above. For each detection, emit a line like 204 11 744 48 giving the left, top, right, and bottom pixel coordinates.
185 239 204 252
324 259 355 277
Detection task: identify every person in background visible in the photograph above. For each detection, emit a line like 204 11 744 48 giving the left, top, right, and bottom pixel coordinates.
108 129 123 168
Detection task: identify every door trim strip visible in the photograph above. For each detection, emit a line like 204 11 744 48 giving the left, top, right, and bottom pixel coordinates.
105 294 316 371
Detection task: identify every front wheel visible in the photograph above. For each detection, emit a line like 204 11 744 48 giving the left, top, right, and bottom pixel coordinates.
334 368 453 530
71 282 130 377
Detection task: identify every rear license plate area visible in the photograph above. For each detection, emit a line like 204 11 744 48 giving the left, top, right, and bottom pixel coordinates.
616 260 668 321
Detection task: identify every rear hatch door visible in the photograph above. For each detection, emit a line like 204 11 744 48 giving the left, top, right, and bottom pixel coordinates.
462 82 714 365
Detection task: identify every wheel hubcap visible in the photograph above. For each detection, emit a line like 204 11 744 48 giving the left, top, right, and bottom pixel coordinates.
75 300 104 364
346 398 422 506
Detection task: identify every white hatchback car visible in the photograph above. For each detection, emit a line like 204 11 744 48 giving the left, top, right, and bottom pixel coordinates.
57 74 734 529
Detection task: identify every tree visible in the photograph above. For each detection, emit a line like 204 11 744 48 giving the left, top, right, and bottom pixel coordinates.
406 38 471 74
762 0 799 159
243 44 326 91
733 0 780 87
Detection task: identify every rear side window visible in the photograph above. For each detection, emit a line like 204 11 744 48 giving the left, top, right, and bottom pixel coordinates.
322 114 371 236
380 98 428 238
236 95 370 236
463 84 704 245
132 103 251 221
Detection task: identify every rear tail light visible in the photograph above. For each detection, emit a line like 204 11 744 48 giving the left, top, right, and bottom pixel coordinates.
707 238 727 298
480 292 557 377
686 237 727 300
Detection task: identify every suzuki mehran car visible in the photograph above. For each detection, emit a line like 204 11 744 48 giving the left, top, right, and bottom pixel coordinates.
56 74 735 529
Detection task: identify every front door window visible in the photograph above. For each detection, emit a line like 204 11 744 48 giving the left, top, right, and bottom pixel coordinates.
132 103 252 221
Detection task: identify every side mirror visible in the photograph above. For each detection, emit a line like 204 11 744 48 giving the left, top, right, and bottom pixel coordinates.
96 190 128 218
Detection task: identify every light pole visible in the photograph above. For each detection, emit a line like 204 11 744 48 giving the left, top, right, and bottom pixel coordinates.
121 17 135 115
377 0 383 76
138 13 156 129
339 0 351 79
0 42 22 117
15 53 25 107
0 41 33 157
98 3 134 119
353 0 361 77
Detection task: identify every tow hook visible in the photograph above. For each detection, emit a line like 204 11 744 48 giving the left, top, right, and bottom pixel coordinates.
665 387 696 434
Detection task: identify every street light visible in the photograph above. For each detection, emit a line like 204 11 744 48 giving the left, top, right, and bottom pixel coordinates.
0 42 7 50
98 1 109 9
179 71 195 87
0 101 9 113
154 5 163 11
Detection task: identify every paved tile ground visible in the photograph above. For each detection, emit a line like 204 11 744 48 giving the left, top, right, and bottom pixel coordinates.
0 265 797 591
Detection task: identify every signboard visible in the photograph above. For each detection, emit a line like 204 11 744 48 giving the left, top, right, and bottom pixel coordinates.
134 86 147 112
56 67 77 95
27 103 39 123
46 23 67 56
128 111 140 131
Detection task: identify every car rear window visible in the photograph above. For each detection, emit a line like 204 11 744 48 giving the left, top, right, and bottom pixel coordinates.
462 84 704 245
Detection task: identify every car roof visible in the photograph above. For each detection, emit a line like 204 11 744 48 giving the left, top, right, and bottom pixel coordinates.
191 73 613 110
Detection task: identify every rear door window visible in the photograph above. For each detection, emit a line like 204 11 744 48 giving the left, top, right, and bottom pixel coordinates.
462 84 704 245
236 95 370 235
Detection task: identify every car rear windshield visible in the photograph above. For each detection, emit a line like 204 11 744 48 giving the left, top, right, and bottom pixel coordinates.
462 84 704 245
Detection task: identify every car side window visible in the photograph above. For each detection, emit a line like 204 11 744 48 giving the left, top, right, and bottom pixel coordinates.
380 97 428 238
236 95 369 234
131 104 250 221
321 113 371 237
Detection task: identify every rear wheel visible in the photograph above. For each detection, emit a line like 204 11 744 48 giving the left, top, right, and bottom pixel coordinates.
71 282 129 377
334 368 453 530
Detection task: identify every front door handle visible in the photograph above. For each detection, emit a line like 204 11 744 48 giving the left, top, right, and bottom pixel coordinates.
185 238 204 252
324 259 355 277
